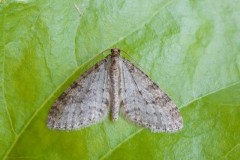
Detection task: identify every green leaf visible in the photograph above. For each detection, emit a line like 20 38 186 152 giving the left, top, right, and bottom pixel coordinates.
1 0 240 159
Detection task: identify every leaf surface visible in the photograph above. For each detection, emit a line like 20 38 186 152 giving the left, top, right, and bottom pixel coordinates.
0 0 240 159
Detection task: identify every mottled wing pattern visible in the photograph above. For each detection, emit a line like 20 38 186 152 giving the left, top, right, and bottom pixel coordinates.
120 58 183 132
47 57 110 130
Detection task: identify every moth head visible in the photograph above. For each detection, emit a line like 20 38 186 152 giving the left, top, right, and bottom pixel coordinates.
111 48 120 56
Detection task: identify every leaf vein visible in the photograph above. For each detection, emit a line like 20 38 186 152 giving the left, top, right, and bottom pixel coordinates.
2 50 109 159
99 129 143 160
180 81 240 109
97 0 176 55
220 143 240 159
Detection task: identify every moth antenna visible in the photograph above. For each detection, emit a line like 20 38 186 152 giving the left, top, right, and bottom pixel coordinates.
120 49 147 74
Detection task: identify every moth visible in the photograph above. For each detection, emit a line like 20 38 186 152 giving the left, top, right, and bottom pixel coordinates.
47 48 183 132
